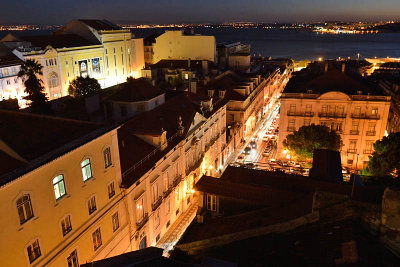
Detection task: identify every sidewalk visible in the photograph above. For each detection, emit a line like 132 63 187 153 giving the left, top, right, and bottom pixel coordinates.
156 195 199 256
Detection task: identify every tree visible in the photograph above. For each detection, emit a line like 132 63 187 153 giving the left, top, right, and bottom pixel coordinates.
18 59 50 113
68 76 101 98
362 133 400 178
283 124 343 160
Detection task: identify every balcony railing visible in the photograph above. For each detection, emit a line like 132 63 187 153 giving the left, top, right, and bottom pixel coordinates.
287 127 295 132
318 112 346 118
287 111 314 117
152 196 163 211
349 130 359 135
363 150 373 154
366 131 376 136
351 113 380 120
185 154 204 176
163 186 173 198
136 213 148 230
347 148 357 154
173 175 183 188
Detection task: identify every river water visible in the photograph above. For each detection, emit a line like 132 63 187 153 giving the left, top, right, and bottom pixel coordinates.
2 28 400 61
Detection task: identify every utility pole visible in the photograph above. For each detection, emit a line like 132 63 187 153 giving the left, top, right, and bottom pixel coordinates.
351 153 359 200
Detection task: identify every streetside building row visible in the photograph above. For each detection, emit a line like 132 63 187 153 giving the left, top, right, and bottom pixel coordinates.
0 90 227 266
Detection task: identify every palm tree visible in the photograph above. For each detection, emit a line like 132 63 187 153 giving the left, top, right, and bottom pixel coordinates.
18 59 50 113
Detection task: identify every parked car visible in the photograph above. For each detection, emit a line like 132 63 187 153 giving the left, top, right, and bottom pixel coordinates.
243 146 252 155
250 141 257 149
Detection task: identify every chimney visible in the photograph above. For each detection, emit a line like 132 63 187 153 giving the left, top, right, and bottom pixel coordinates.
160 128 168 151
177 116 185 136
202 60 209 75
342 63 346 73
324 63 328 73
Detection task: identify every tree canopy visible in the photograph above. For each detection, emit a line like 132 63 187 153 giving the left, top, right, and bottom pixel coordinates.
18 59 50 114
68 76 101 98
283 124 343 159
362 132 400 178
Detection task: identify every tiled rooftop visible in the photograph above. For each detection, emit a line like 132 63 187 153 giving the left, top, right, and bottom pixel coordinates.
78 19 121 31
118 92 222 188
20 34 98 49
0 110 107 184
284 61 383 95
221 166 384 204
0 43 23 67
107 78 165 102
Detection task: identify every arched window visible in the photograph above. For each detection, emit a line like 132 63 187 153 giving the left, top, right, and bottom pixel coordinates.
16 194 34 224
53 175 66 200
81 159 93 182
48 72 59 88
103 147 112 168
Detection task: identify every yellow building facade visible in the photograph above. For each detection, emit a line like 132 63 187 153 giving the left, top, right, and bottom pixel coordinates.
278 91 391 169
0 111 131 266
151 31 216 64
3 20 145 101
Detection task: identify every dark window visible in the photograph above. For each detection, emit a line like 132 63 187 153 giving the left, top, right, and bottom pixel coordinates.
67 250 79 267
16 195 34 224
104 147 112 168
61 215 72 236
112 212 119 232
27 239 41 263
88 196 97 215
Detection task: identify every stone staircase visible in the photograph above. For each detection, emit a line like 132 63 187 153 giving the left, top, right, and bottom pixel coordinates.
156 196 198 256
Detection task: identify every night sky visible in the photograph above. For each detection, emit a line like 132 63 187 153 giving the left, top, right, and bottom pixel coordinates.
1 0 399 25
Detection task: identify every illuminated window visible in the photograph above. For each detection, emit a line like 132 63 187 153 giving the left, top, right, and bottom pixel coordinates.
88 196 97 215
26 239 41 264
60 214 72 236
206 194 217 211
81 159 93 181
136 197 144 222
103 147 112 168
92 228 102 251
67 250 79 267
108 181 115 199
16 194 34 224
112 212 119 232
53 174 66 200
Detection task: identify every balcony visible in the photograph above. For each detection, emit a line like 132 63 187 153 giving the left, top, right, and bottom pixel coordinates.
349 130 359 135
287 111 314 117
351 113 380 120
366 131 376 136
163 186 173 198
173 175 183 188
287 127 295 132
136 213 148 230
152 196 163 211
363 150 373 154
347 148 357 154
318 112 346 118
185 154 204 176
